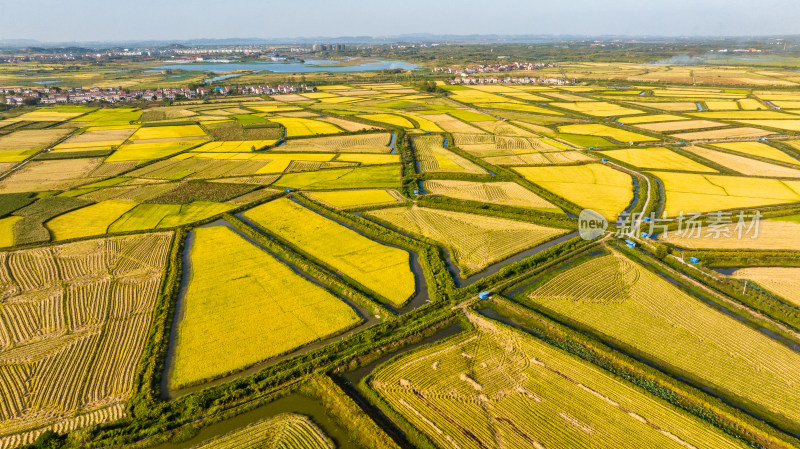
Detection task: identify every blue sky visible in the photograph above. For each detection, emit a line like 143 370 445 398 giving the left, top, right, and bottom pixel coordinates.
1 0 798 42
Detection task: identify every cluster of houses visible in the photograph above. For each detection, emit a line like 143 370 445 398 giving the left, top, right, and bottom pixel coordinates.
2 83 316 106
432 61 558 74
449 75 575 85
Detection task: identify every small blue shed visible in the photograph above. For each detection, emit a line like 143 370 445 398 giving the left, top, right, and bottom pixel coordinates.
643 216 651 222
601 158 607 162
478 291 491 300
285 188 293 193
689 257 700 264
413 189 419 195
625 239 636 248
641 232 649 239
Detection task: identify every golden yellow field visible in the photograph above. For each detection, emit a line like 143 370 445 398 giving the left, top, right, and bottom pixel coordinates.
170 226 360 388
735 120 800 132
269 117 343 137
356 114 414 128
129 124 207 140
659 219 800 251
526 251 800 428
600 147 716 172
558 124 657 142
551 101 644 116
366 205 568 274
650 171 800 215
243 198 415 306
412 135 488 174
304 189 404 209
515 164 633 221
46 200 138 240
689 146 800 178
0 216 21 247
733 267 800 308
711 142 800 165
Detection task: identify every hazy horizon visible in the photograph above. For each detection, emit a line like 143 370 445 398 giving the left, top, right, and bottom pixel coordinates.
1 0 798 43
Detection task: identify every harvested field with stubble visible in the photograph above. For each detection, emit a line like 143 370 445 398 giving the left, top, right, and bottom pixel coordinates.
0 233 172 439
243 198 415 306
484 151 593 166
370 312 748 449
671 127 773 141
366 205 568 275
276 133 393 153
732 267 800 308
412 135 487 174
524 251 800 430
192 413 334 449
689 146 800 178
659 219 800 251
170 226 360 388
424 179 562 212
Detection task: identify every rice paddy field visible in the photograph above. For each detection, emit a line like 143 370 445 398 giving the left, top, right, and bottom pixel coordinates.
514 164 634 221
0 233 172 441
3 76 800 448
732 267 800 308
191 413 334 449
170 226 360 388
522 251 800 430
369 313 748 449
599 147 717 172
659 219 800 250
424 179 563 212
411 135 488 174
688 145 800 178
243 198 415 306
304 189 405 209
366 205 568 274
651 171 800 215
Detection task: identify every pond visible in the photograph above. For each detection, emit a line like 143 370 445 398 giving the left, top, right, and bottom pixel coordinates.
150 59 418 73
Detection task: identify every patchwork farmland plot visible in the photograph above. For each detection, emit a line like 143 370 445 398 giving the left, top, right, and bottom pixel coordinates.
689 146 800 178
412 135 487 174
524 252 800 430
424 180 562 212
600 147 717 172
367 205 568 275
0 233 172 438
650 171 800 215
659 219 800 251
370 313 748 449
515 164 634 221
243 198 415 306
304 189 405 209
192 413 334 449
170 226 360 388
733 267 800 308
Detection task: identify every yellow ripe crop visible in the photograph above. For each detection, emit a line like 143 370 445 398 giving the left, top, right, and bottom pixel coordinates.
171 226 361 388
515 164 633 221
243 198 415 306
